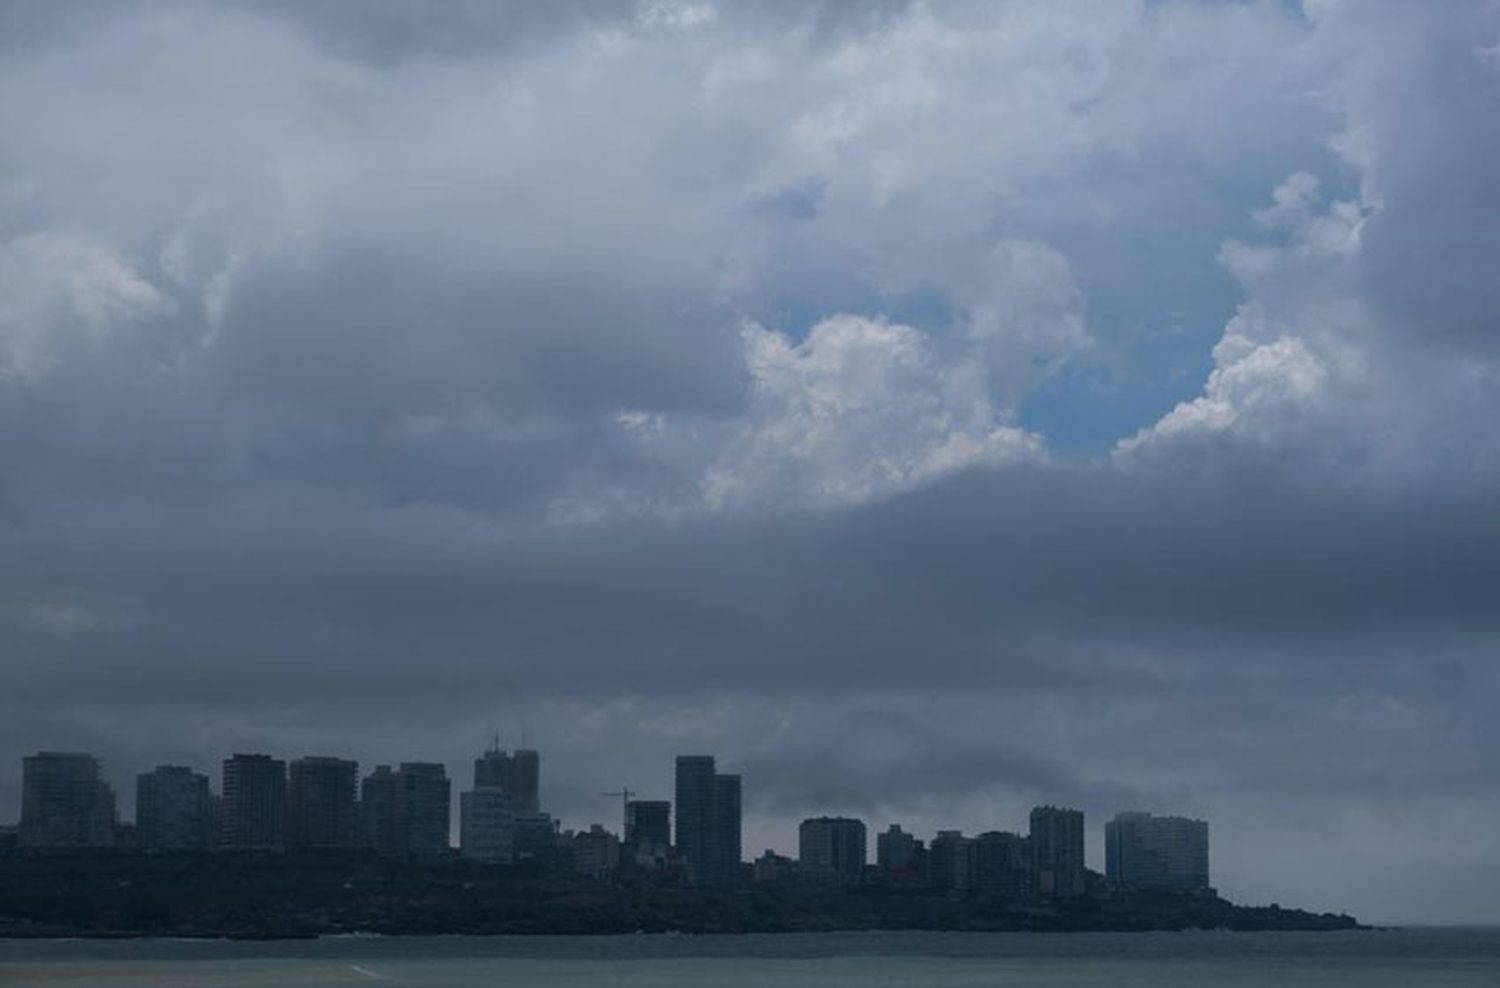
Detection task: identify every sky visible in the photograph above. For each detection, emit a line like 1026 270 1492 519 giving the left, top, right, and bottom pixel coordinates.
2 0 1498 925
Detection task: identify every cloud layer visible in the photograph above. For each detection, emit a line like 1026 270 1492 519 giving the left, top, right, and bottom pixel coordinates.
2 0 1498 923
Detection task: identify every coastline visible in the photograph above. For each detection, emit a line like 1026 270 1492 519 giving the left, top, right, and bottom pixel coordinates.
0 851 1361 941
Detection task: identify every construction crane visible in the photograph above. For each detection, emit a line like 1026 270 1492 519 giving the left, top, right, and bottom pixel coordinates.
600 787 634 833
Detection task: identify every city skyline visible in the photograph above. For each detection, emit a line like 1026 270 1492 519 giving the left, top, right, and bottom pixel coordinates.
7 743 1204 892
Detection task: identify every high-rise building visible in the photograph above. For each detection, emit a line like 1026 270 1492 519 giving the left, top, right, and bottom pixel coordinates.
136 765 215 850
459 786 515 864
395 762 451 856
473 747 508 789
927 830 973 892
674 755 718 886
360 762 453 856
360 765 399 852
1029 805 1086 897
797 816 867 885
286 756 358 849
463 740 546 864
876 824 926 886
625 800 671 852
473 744 541 813
972 831 1031 899
1105 812 1209 891
876 824 919 873
509 749 540 813
714 774 742 886
220 754 287 850
19 752 116 849
674 756 742 886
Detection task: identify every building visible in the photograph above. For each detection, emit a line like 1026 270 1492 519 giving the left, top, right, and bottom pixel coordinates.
286 757 358 849
752 849 796 884
360 765 399 852
797 816 867 885
473 747 505 788
674 755 721 886
512 809 559 861
876 824 921 875
136 765 215 850
625 799 671 850
221 754 286 850
1029 805 1086 897
1105 812 1210 891
672 755 743 887
19 752 116 849
509 749 540 813
473 745 541 813
972 831 1031 899
461 740 550 864
927 830 973 893
571 824 621 879
395 762 451 856
361 762 452 856
625 799 671 856
623 802 672 871
714 774 742 886
459 786 515 864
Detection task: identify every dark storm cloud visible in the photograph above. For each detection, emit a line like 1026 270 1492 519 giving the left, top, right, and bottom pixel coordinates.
738 708 1148 820
5 459 1497 725
212 246 743 422
2 0 1499 925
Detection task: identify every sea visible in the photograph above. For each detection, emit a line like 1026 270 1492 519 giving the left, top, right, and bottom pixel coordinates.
1 928 1497 987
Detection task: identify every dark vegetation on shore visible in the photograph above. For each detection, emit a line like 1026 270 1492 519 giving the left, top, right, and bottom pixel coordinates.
0 851 1361 939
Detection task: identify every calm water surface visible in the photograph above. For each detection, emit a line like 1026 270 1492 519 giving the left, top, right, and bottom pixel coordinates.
2 928 1497 987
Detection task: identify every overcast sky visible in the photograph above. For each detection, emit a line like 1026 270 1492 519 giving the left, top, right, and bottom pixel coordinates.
3 0 1499 924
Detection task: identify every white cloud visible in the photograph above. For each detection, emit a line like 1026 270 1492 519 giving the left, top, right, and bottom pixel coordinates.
0 0 1321 437
636 1 717 31
955 240 1092 404
1117 0 1500 477
1115 167 1373 465
703 314 1040 508
1252 171 1322 231
1115 331 1327 460
0 233 172 376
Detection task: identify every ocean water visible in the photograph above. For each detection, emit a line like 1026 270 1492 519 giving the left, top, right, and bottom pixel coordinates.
1 928 1497 987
